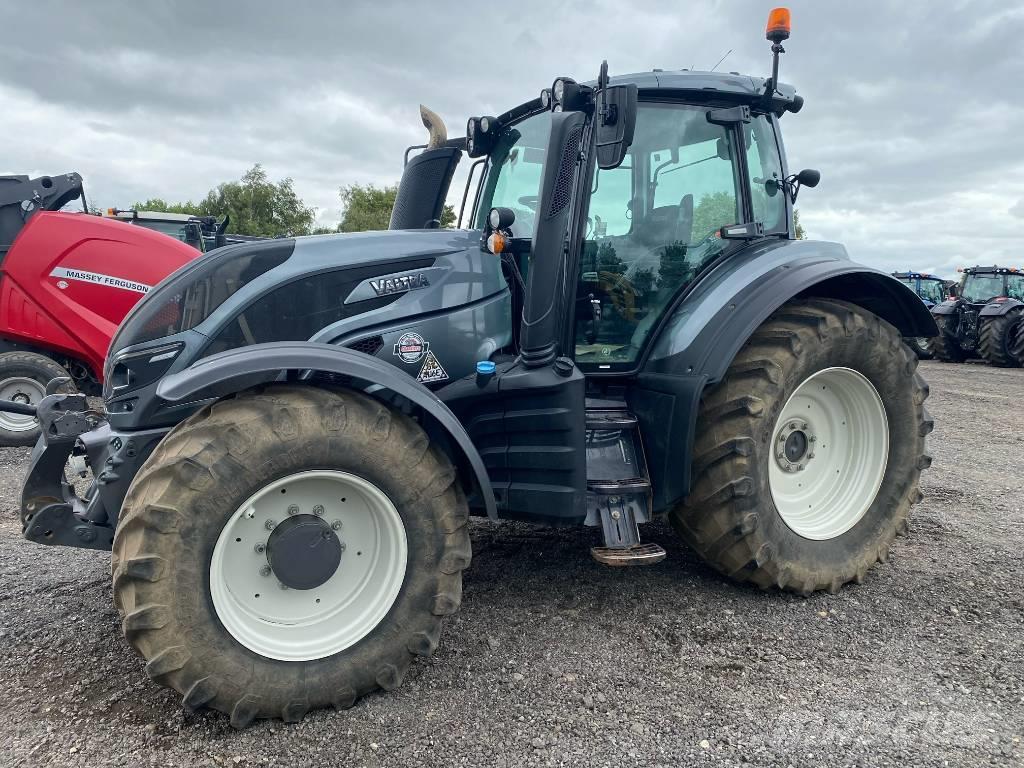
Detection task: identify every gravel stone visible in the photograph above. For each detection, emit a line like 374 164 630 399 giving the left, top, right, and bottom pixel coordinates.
0 362 1021 767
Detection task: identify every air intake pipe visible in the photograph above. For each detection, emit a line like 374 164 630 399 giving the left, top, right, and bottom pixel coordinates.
518 110 587 367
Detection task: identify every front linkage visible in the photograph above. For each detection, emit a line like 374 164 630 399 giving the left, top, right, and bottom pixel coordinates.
1 387 159 551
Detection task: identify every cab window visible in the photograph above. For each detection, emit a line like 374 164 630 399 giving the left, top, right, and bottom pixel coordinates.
574 102 741 368
744 116 786 233
475 111 550 239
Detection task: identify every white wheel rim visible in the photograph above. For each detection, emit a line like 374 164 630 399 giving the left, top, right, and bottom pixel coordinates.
768 367 889 540
210 470 408 661
0 376 45 432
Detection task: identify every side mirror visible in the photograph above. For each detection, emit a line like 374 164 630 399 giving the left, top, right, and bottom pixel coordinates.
797 168 821 188
595 84 637 170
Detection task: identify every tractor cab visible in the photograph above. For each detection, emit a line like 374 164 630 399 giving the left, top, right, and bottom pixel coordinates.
892 271 948 308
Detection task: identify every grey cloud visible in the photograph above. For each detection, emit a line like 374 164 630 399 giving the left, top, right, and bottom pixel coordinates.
2 0 1022 273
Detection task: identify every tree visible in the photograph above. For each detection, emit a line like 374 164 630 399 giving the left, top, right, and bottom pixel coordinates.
691 191 738 240
793 208 807 239
338 183 456 233
133 165 316 237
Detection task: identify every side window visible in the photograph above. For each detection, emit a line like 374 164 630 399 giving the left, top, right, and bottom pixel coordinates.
1007 275 1024 301
745 116 786 232
650 139 738 241
475 112 551 239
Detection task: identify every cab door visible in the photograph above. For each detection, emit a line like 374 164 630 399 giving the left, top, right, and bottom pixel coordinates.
569 103 787 374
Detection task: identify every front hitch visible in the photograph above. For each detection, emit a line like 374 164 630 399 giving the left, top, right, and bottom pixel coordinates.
16 392 114 550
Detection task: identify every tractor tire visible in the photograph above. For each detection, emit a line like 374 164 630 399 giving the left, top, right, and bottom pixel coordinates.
927 314 967 363
1011 319 1024 364
670 299 932 595
978 308 1023 367
0 351 74 447
907 337 934 360
112 385 471 727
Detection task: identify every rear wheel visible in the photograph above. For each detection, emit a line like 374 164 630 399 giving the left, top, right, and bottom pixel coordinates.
978 308 1023 367
670 299 932 594
0 351 73 446
112 385 471 727
928 314 967 363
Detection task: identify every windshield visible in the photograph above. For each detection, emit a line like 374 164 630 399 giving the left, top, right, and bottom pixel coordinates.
132 219 205 250
961 274 1005 303
898 277 945 304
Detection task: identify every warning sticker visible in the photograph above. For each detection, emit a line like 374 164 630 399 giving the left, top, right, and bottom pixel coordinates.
416 351 449 383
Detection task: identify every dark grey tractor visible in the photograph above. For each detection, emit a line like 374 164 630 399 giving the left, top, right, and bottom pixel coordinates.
891 270 950 359
929 266 1024 366
1 13 935 727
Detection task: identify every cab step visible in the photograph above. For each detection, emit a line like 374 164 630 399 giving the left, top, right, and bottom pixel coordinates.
591 542 667 567
584 406 663 566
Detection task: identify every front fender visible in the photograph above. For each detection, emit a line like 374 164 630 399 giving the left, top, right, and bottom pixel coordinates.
979 298 1024 317
156 341 497 520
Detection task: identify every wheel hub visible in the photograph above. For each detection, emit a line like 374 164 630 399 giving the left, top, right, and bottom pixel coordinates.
10 392 30 405
266 514 343 590
774 420 816 472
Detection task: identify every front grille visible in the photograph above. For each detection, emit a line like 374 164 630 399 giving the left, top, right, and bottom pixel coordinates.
347 335 384 356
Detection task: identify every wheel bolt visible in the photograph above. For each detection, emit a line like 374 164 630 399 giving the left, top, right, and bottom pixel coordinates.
331 520 342 531
800 422 808 430
279 583 289 590
809 436 817 443
287 504 300 516
808 453 815 459
778 434 786 443
264 519 276 531
254 543 266 554
339 541 347 552
260 565 271 577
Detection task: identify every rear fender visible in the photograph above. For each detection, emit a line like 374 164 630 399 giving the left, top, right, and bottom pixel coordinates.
155 341 497 520
638 238 937 511
979 298 1024 317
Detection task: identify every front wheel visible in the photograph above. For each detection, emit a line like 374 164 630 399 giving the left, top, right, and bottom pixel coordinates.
112 385 471 727
670 299 932 594
907 336 934 360
928 314 967 363
0 351 74 446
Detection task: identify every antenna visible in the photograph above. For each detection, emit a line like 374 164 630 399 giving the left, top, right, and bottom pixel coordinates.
710 49 733 72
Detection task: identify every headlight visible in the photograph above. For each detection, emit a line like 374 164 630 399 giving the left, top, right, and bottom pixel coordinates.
106 341 184 399
540 88 550 109
480 116 491 133
553 79 565 103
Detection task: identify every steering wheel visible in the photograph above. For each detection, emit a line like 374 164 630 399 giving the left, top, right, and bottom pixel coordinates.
518 195 539 212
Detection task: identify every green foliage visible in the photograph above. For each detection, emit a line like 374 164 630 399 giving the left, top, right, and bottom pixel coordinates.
691 191 738 240
338 183 456 232
793 208 807 239
133 165 316 237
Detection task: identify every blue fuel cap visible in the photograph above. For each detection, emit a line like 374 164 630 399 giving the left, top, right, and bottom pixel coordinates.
476 360 496 375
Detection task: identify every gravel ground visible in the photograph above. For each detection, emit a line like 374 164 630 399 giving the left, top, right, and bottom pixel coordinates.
0 360 1021 767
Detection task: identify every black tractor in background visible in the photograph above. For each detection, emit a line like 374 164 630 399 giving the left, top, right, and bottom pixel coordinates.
891 271 949 359
929 266 1024 366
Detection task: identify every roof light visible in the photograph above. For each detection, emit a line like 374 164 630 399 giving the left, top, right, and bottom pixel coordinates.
766 7 791 43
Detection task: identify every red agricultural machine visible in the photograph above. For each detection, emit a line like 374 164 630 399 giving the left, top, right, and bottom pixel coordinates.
0 173 200 445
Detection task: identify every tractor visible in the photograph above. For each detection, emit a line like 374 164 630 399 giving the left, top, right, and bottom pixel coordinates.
1 9 935 727
0 173 201 445
929 265 1024 366
891 270 948 359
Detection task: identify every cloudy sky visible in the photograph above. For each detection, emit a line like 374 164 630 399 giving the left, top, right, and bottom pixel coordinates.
3 0 1023 276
